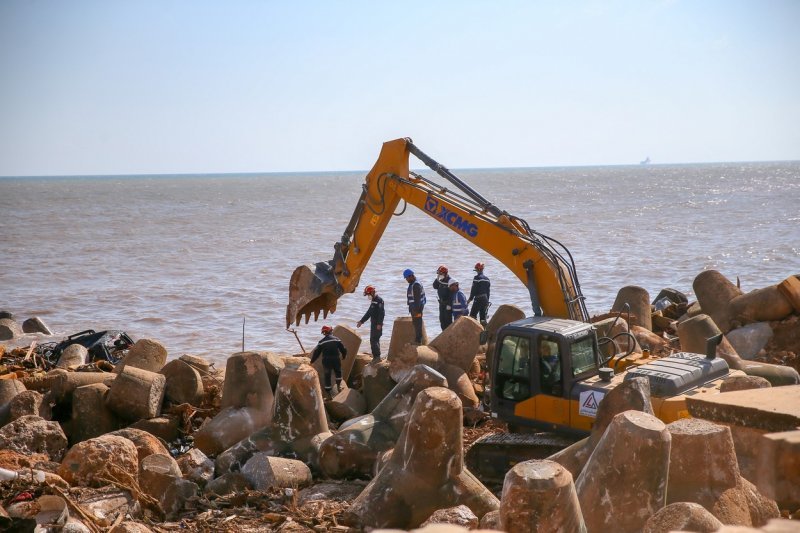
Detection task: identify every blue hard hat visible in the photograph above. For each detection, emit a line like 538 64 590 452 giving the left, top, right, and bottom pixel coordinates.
403 268 414 278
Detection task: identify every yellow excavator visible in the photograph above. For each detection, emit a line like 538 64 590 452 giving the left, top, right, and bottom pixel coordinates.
286 138 735 462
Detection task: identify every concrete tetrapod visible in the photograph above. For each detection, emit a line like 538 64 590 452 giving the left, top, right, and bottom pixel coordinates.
666 418 779 527
500 459 586 533
193 352 275 455
215 363 330 474
318 364 448 479
362 359 397 411
611 285 653 331
387 316 428 357
693 270 743 333
575 410 671 533
345 387 499 530
428 316 483 372
549 376 653 479
678 314 799 385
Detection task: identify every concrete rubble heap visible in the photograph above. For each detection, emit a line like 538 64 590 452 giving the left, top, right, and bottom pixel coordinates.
345 386 499 529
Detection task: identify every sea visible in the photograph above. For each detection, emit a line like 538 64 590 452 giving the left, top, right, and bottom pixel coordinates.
1 162 799 365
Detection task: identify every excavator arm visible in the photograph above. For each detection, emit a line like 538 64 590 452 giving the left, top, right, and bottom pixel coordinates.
286 138 589 327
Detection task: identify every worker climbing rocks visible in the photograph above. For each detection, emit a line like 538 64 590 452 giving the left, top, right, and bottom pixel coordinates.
468 262 491 324
448 279 468 322
357 285 385 362
310 325 347 399
432 265 453 331
404 268 426 344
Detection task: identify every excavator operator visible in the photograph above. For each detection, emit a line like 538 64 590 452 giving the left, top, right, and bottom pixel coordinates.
468 262 491 323
432 265 453 331
404 269 426 344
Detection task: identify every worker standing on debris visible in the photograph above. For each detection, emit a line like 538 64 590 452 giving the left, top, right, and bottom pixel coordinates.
357 285 385 362
310 325 347 398
432 265 453 331
468 262 491 324
449 279 468 322
404 268 426 344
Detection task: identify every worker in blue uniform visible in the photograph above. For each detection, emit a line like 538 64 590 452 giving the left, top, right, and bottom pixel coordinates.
404 268 426 344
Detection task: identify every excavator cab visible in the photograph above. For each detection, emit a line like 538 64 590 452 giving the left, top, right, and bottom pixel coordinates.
489 317 602 436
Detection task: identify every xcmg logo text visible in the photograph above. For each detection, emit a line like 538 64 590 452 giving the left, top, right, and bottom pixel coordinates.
424 195 479 238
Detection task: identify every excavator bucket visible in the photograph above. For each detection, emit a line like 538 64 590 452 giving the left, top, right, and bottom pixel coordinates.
286 262 340 328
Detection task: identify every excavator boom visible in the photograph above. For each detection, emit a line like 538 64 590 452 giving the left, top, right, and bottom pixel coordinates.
286 138 589 327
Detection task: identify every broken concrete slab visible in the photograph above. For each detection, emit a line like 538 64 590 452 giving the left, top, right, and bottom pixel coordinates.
720 375 772 393
686 385 800 433
756 430 800 510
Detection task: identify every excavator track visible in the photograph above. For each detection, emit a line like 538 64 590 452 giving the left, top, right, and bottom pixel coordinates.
465 432 581 485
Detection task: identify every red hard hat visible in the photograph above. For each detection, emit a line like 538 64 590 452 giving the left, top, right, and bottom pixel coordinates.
321 325 333 335
474 262 485 271
437 265 448 274
363 285 376 296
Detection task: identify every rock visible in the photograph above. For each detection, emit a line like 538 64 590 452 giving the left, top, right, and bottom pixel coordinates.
106 366 166 421
0 318 22 341
107 428 170 465
421 505 478 528
10 389 49 422
319 364 448 479
21 317 52 335
59 435 139 487
346 387 499 529
114 338 168 374
479 510 501 530
75 486 140 526
727 322 775 360
204 472 252 496
139 453 197 519
643 502 723 533
0 310 15 320
297 482 365 505
0 449 49 470
756 430 800 511
631 325 672 354
129 416 181 443
500 460 585 533
241 454 312 490
575 411 671 533
611 285 653 331
176 448 214 487
215 363 329 474
387 316 428 357
159 359 204 405
221 351 274 411
57 344 88 368
70 383 123 443
720 375 772 393
0 415 68 460
693 270 742 333
428 316 483 372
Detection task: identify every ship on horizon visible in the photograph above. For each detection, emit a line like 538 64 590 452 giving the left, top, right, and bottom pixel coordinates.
640 156 651 165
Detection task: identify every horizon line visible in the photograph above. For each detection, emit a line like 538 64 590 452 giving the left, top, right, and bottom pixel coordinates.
2 158 799 179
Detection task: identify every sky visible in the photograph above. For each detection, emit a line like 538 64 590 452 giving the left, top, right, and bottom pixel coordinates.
0 0 798 176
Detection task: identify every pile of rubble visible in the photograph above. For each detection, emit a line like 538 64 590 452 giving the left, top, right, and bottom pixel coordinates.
0 270 798 532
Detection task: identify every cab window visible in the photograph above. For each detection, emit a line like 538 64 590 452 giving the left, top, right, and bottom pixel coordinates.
496 335 531 401
538 337 562 396
571 337 598 376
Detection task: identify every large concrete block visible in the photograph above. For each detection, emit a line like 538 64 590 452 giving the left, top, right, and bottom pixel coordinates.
756 430 800 510
611 285 652 331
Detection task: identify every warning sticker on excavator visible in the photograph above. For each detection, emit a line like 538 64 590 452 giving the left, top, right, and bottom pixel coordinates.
579 390 605 418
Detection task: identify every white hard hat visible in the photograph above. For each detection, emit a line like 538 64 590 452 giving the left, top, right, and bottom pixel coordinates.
448 279 459 287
